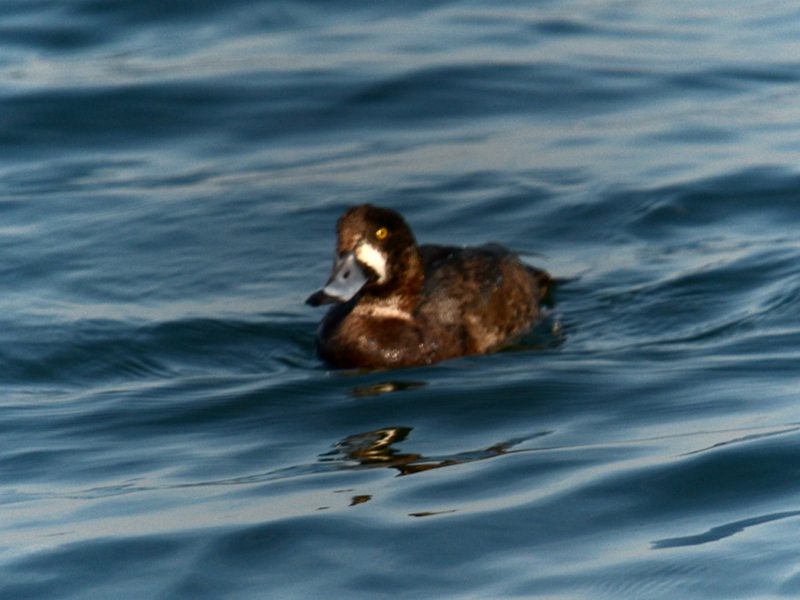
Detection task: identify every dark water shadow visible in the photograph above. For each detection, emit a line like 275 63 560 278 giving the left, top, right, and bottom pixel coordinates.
653 510 800 548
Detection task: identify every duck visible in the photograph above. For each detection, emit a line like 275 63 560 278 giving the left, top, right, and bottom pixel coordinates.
306 204 554 369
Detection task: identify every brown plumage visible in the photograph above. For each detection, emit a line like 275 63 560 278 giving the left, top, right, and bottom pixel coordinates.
307 204 554 369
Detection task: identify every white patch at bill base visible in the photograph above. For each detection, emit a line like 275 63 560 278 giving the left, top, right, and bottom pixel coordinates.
355 242 388 283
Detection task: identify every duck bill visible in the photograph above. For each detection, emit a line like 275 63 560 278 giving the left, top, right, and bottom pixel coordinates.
306 251 369 306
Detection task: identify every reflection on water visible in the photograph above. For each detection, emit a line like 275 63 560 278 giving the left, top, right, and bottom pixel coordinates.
321 426 552 477
349 380 427 398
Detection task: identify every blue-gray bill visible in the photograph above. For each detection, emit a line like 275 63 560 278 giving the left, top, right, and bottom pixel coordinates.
306 251 369 306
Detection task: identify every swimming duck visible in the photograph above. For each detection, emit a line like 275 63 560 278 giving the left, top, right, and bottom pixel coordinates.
307 204 554 369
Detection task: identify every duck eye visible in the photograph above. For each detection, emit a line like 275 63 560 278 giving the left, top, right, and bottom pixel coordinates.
375 227 388 240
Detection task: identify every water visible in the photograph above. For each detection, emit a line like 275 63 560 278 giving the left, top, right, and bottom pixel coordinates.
3 0 800 598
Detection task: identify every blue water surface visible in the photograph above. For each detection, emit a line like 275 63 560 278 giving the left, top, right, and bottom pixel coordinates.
3 0 800 598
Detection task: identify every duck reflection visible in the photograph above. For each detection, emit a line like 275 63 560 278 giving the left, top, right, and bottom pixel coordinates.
320 426 547 477
349 380 426 398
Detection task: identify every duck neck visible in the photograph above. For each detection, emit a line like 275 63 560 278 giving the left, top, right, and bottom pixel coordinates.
369 247 423 314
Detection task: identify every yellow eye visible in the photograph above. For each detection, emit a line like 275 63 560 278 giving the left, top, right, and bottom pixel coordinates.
375 227 388 240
